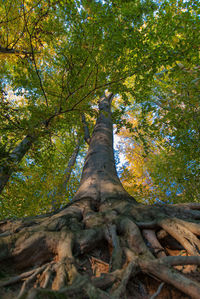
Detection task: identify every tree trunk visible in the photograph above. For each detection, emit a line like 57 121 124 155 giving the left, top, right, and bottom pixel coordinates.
51 140 81 209
60 140 80 195
1 94 200 299
0 134 36 194
74 93 135 203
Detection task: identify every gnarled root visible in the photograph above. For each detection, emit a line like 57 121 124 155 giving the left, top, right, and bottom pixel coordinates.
1 200 200 298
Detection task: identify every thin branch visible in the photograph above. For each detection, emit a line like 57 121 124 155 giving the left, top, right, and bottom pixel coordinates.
0 0 43 25
150 282 165 299
0 46 31 55
37 72 137 132
81 114 90 144
65 84 84 102
95 63 99 88
22 0 49 108
76 55 90 77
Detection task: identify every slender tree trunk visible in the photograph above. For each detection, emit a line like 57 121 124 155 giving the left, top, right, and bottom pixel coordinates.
61 141 80 193
0 134 36 194
51 140 80 209
1 95 200 299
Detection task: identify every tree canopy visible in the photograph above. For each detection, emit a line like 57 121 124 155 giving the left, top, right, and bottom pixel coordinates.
0 0 199 218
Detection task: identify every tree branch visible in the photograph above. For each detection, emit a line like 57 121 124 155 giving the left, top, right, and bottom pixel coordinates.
81 114 90 144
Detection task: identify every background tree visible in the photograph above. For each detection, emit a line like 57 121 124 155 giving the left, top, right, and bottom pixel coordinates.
117 62 200 203
116 1 200 203
118 61 200 204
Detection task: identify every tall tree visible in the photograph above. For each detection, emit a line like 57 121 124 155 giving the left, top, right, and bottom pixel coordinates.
1 94 200 298
2 0 188 195
0 0 200 297
118 62 200 203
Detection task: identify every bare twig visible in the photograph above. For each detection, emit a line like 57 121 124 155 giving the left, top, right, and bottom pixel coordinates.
150 282 164 299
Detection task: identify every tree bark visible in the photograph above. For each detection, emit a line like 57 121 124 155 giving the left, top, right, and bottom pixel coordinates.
0 134 36 194
74 93 136 203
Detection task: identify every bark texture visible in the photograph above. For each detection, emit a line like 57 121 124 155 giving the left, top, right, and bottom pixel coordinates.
74 93 135 203
0 94 200 299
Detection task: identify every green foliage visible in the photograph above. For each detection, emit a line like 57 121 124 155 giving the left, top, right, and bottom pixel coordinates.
0 0 199 217
115 0 200 203
145 62 200 203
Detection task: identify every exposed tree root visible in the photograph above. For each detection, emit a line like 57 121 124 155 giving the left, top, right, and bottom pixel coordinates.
1 200 200 298
142 229 166 258
105 224 123 271
17 264 48 299
0 264 50 288
112 262 137 299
